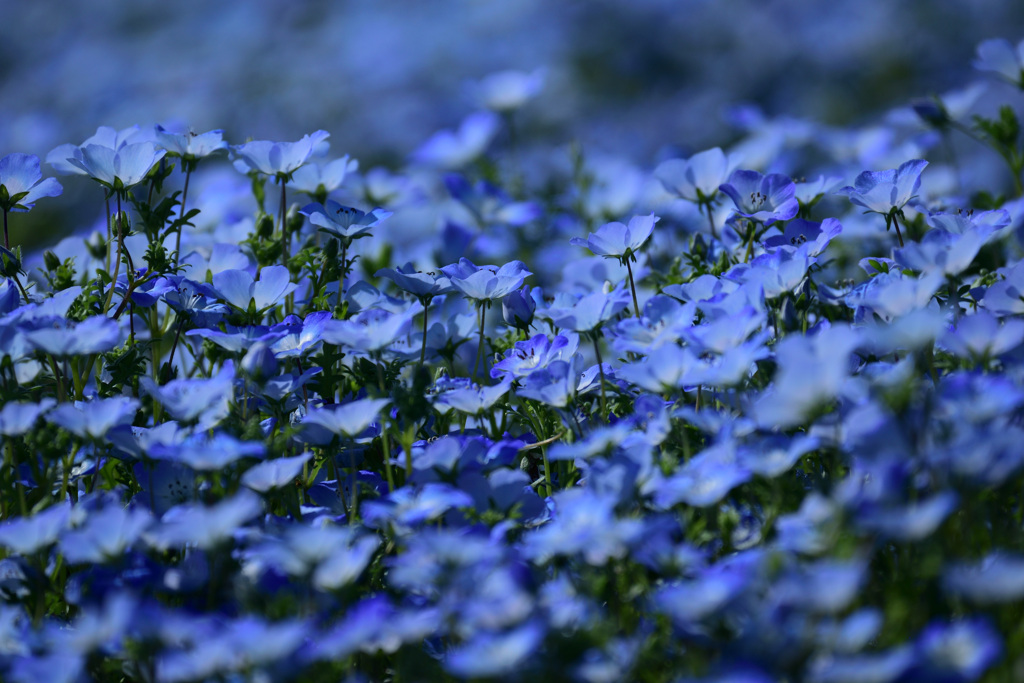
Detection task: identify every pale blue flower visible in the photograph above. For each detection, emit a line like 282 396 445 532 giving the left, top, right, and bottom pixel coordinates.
0 154 62 213
232 130 330 179
67 141 167 190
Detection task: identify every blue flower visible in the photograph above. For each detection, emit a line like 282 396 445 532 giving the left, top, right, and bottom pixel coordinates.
24 314 121 356
301 398 390 441
232 130 330 179
0 153 63 213
476 68 546 111
154 125 228 161
138 361 235 428
240 452 312 492
288 155 358 201
411 111 500 169
501 285 536 331
440 258 532 302
66 141 167 191
655 147 735 204
570 213 658 260
144 490 263 550
211 265 297 314
539 286 631 333
300 201 390 242
719 170 798 225
491 333 579 380
445 621 545 679
48 397 139 440
376 263 453 299
835 159 927 245
974 38 1024 88
149 431 264 471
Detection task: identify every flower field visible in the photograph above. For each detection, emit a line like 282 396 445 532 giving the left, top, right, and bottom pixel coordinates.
4 15 1024 683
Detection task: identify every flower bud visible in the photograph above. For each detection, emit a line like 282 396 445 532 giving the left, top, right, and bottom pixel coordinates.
241 341 278 382
502 285 536 332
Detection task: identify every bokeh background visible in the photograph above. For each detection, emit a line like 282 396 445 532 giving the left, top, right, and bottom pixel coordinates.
3 0 1024 248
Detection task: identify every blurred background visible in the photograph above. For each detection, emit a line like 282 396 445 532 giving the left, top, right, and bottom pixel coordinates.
3 0 1024 250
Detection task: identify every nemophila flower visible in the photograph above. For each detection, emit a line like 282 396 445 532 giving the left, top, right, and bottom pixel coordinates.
320 304 422 356
653 554 758 626
719 170 798 225
835 159 927 245
149 431 264 471
132 461 196 515
0 398 54 435
491 332 579 379
855 491 958 542
58 504 153 564
974 37 1024 87
725 243 813 300
300 201 391 242
738 433 820 479
617 344 699 393
571 214 658 260
301 398 390 443
211 265 296 315
656 147 736 205
445 620 545 679
361 482 475 531
540 285 631 333
847 270 945 322
944 553 1024 605
48 396 140 440
441 258 532 302
752 323 860 428
682 303 765 354
436 376 513 415
806 647 915 683
411 110 500 168
893 228 985 277
774 558 866 615
186 323 282 354
24 314 121 356
144 490 262 550
444 174 542 227
653 441 752 508
0 503 70 554
981 260 1024 316
139 361 235 428
66 141 167 191
45 125 150 175
231 130 329 179
940 310 1024 360
154 125 228 161
608 295 697 355
501 285 536 331
522 489 644 565
911 619 1001 683
476 68 546 111
762 217 843 257
268 310 331 359
288 155 358 202
0 153 62 214
376 263 453 299
240 452 312 492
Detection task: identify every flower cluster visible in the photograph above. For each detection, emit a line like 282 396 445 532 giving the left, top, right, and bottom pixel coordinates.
4 36 1024 683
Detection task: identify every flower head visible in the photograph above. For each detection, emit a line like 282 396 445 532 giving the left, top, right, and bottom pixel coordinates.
0 154 62 213
836 159 928 216
570 214 658 260
67 142 167 191
719 170 798 224
232 130 330 179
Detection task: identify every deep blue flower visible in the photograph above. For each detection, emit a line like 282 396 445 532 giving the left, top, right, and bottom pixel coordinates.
501 285 536 331
719 170 798 225
300 201 391 242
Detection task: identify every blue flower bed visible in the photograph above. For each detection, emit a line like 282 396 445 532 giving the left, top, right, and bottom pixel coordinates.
4 35 1024 683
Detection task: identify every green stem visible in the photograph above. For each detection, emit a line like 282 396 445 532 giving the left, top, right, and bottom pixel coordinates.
375 357 396 491
174 166 192 267
419 299 430 368
102 192 124 314
624 257 641 318
891 213 905 248
592 335 608 423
